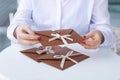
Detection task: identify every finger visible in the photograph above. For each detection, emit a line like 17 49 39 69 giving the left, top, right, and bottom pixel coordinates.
85 44 100 49
82 31 101 46
18 39 40 46
84 38 100 46
23 27 35 35
83 31 94 39
80 39 100 49
18 33 41 40
80 42 99 49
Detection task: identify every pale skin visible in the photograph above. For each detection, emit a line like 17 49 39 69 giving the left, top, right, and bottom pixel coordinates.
14 26 104 49
80 30 104 49
14 26 41 46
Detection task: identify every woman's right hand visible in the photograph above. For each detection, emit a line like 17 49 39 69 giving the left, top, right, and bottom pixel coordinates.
14 26 41 46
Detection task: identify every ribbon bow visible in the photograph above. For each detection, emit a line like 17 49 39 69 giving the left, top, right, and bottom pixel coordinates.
36 46 55 54
48 33 73 44
54 51 78 68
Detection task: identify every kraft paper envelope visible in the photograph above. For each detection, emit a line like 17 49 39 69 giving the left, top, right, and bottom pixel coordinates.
37 47 89 70
35 29 83 46
20 46 62 62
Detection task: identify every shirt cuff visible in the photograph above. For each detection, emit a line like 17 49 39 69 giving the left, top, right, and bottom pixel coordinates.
7 24 19 44
96 26 115 48
89 24 115 48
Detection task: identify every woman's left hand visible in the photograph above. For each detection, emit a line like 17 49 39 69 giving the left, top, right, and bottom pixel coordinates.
80 30 104 49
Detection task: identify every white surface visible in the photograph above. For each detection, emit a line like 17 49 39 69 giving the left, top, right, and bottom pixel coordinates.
0 73 9 80
0 43 120 80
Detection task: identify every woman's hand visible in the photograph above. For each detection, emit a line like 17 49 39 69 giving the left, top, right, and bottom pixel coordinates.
14 26 41 45
80 30 104 49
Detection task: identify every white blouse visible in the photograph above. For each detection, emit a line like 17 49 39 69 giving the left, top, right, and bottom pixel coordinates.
7 0 114 47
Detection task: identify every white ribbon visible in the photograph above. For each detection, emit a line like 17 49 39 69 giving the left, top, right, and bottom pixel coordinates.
54 51 78 68
36 46 55 54
48 33 73 44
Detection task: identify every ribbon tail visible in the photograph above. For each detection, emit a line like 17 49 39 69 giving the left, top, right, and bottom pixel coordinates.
67 57 78 64
60 57 66 68
48 37 58 42
61 37 68 44
65 37 73 41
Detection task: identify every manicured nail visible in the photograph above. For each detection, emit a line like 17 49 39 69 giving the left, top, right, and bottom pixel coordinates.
83 36 86 38
37 36 42 40
81 41 86 44
82 38 86 41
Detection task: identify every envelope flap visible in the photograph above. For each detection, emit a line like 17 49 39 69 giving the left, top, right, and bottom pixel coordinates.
35 29 73 39
35 30 53 37
37 47 82 60
20 46 46 53
37 54 58 60
20 48 39 53
37 53 82 60
56 29 73 35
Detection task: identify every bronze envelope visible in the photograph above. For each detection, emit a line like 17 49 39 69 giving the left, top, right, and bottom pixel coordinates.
37 47 89 70
20 46 62 62
35 29 83 46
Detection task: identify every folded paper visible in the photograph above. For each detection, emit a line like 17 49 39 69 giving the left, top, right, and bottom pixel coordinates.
54 51 78 68
35 29 82 46
37 47 89 70
20 46 62 62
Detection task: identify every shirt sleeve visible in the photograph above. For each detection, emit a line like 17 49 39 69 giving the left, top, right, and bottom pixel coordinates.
7 0 33 44
89 0 115 47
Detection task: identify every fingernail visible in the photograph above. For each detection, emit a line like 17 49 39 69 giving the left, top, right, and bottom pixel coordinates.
83 36 86 38
37 36 42 40
82 38 86 41
81 41 86 44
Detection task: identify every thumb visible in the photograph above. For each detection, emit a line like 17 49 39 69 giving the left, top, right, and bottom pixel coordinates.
83 31 94 39
23 26 35 35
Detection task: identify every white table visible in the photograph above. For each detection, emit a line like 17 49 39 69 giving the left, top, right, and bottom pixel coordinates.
0 43 120 80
